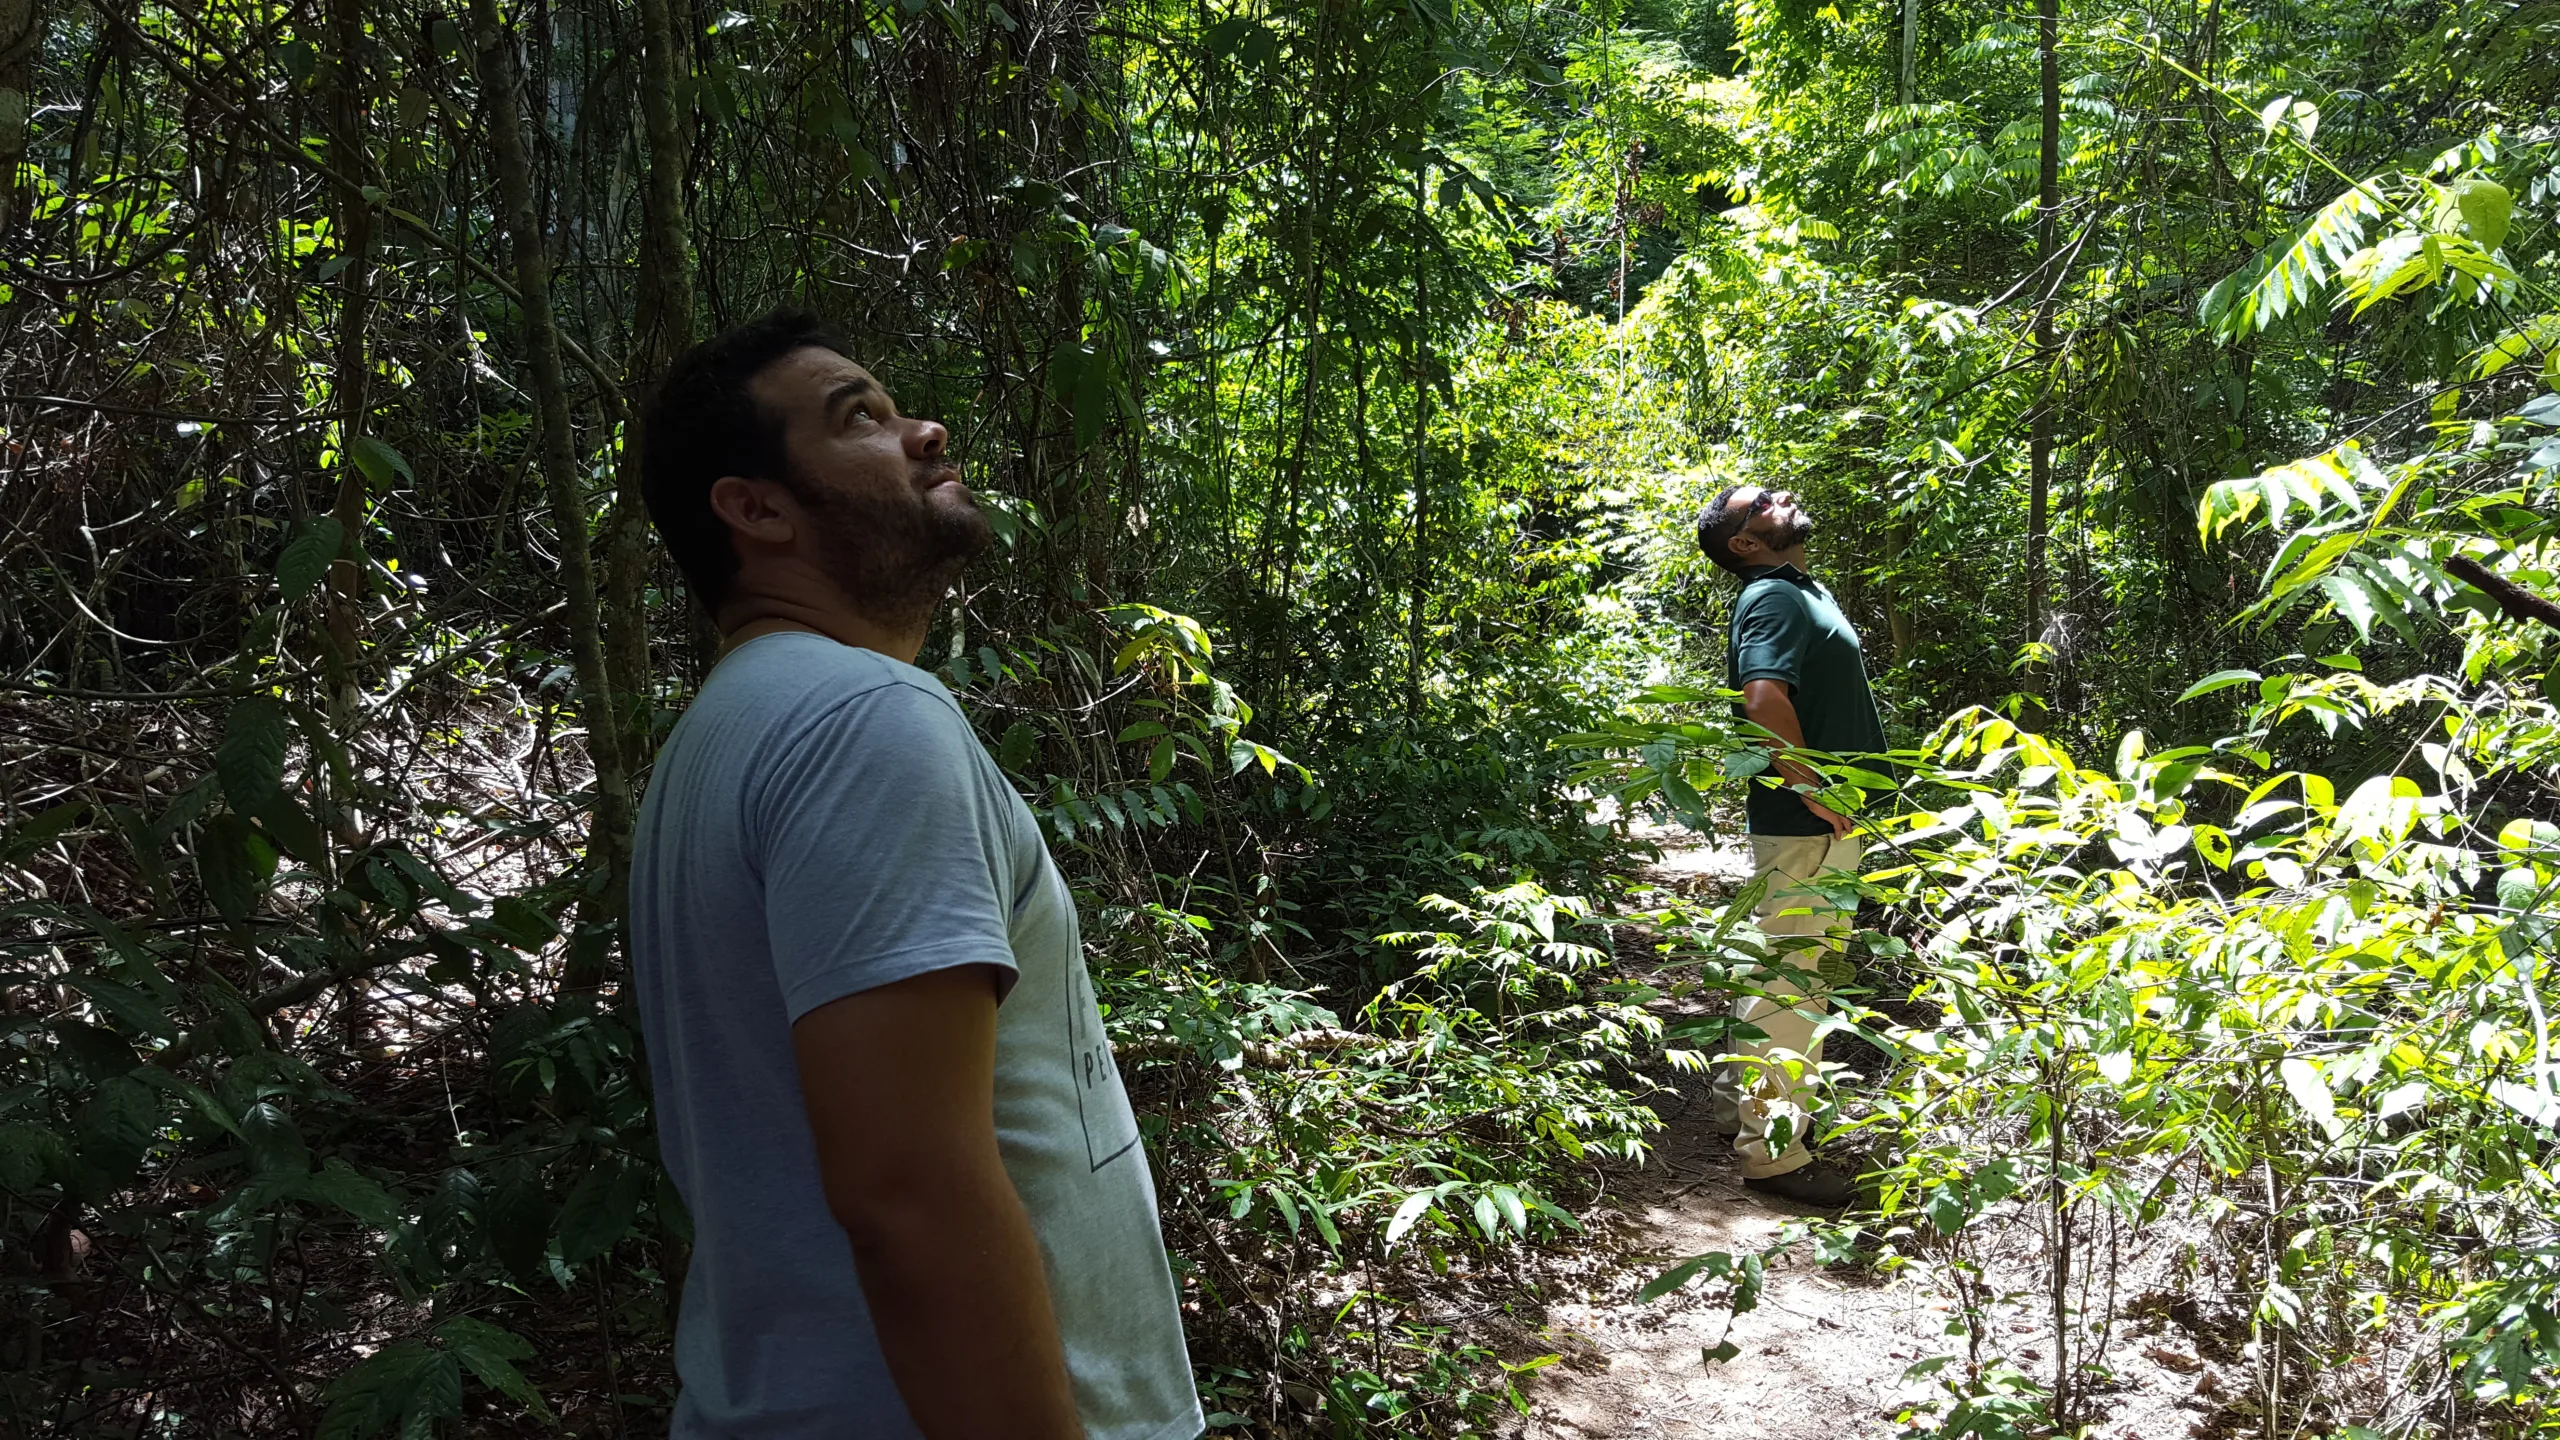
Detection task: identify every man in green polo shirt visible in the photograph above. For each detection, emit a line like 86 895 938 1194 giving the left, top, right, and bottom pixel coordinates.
1694 484 1886 1208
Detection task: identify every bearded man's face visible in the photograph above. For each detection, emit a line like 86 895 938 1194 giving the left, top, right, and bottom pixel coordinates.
1736 487 1814 555
748 347 991 627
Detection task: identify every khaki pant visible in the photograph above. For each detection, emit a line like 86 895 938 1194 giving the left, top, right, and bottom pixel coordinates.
1720 832 1860 1179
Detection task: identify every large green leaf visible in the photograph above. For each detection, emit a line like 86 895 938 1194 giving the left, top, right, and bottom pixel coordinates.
2455 177 2511 250
240 1101 311 1177
317 1340 462 1440
556 1154 649 1264
277 515 346 603
435 1315 554 1420
74 1074 164 1181
3 800 92 862
63 975 177 1040
0 1121 71 1190
478 1163 552 1284
196 814 278 924
346 435 415 487
217 696 292 814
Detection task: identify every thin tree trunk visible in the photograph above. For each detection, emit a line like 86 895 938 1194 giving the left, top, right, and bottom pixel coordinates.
1406 161 1429 723
2026 0 2058 690
470 0 636 991
600 0 696 756
325 0 374 1049
323 0 372 721
1898 0 1917 110
0 0 37 232
1887 0 1918 660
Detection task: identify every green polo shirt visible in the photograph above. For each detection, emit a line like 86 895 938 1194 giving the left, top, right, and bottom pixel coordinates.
1727 564 1887 836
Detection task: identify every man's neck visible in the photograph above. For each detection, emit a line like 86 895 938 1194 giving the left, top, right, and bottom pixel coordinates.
1748 548 1810 574
719 605 929 666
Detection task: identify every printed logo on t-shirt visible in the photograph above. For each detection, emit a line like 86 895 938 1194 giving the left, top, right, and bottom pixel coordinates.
1065 949 1142 1172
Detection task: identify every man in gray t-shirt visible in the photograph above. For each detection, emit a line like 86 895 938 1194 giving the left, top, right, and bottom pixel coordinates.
632 310 1202 1440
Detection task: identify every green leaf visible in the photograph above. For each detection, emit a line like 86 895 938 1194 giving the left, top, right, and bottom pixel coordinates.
241 1101 312 1177
1383 1189 1437 1248
278 516 346 602
2176 668 2262 703
1148 736 1175 782
253 791 331 866
2498 867 2542 914
346 435 415 487
478 1164 552 1284
434 1315 555 1421
1054 341 1114 451
556 1155 649 1264
2456 178 2512 250
0 1121 71 1190
51 1019 140 1078
217 696 292 814
74 1074 163 1180
306 1158 400 1228
64 974 177 1039
130 1069 241 1141
2279 1056 2342 1139
998 721 1039 773
2319 571 2384 640
484 896 559 950
4 800 92 862
2205 181 2382 338
318 1341 462 1440
1639 1250 1735 1302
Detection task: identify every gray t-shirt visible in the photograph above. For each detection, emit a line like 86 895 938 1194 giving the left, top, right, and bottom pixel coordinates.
630 631 1202 1440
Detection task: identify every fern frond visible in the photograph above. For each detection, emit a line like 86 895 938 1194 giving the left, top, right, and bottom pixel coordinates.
2202 180 2386 339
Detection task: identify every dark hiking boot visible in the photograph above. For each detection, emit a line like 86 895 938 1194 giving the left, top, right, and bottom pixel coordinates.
1743 1159 1856 1209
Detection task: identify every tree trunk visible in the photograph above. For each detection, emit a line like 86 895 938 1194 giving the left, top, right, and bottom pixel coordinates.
469 0 636 992
323 0 372 722
1406 162 1430 723
323 0 374 1050
599 0 696 761
1898 0 1917 109
0 0 37 232
2025 0 2058 693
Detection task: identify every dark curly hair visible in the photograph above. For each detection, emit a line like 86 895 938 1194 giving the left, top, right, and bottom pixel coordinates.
1695 485 1751 575
640 308 848 611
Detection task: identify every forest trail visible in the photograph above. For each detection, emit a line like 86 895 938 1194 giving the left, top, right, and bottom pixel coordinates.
1504 827 2237 1440
1506 829 1938 1439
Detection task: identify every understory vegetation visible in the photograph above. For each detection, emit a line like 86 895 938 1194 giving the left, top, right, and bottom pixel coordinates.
2 0 2557 1433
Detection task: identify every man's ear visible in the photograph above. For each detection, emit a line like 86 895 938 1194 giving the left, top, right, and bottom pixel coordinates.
708 475 799 549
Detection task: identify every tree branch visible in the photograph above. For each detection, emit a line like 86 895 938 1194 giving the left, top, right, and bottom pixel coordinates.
2445 555 2560 633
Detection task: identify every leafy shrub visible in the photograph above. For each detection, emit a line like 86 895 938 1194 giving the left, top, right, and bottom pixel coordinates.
1104 880 1665 1434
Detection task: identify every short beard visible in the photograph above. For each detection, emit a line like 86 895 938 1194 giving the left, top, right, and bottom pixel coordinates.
791 471 993 637
1769 510 1814 552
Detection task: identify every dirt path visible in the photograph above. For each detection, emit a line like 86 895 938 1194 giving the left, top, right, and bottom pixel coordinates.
1508 831 1943 1439
1504 828 2231 1440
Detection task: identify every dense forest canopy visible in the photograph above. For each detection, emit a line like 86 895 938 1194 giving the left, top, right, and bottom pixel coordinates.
2 0 2557 1431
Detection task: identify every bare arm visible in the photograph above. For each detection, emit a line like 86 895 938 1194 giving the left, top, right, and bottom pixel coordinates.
1741 678 1851 839
792 966 1083 1440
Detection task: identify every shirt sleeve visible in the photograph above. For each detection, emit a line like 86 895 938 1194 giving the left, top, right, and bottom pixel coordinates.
1732 582 1814 691
748 681 1020 1022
